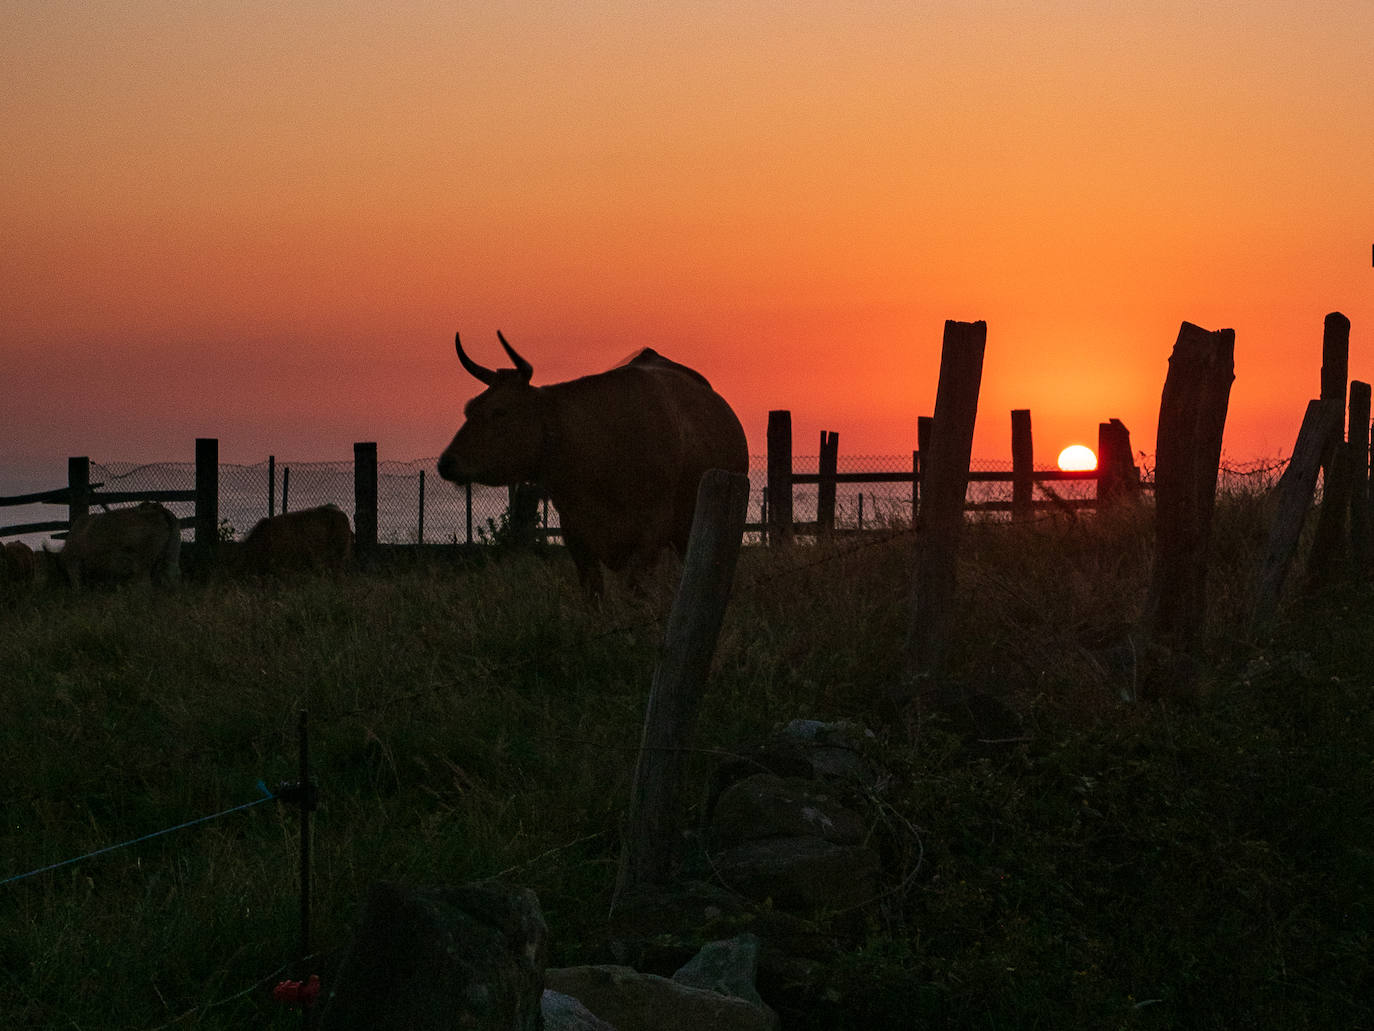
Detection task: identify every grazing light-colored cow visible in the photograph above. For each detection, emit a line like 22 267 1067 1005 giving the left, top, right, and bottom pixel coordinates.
240 504 353 574
1 540 37 586
57 502 181 588
438 331 749 594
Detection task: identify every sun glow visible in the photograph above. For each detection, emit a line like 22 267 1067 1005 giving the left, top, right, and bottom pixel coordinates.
1057 445 1097 472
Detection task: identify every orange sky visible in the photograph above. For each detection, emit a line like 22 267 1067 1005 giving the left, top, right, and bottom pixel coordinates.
3 2 1371 484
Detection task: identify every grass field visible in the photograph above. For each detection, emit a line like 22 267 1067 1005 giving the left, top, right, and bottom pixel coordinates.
2 498 1371 1029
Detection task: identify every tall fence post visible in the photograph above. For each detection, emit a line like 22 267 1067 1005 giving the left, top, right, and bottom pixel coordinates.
1097 418 1139 507
1320 311 1351 480
766 410 793 545
1011 409 1033 524
353 442 378 557
1143 322 1235 672
613 469 750 907
1255 399 1344 624
195 438 219 556
817 430 839 536
1348 380 1371 573
905 320 988 686
67 456 90 529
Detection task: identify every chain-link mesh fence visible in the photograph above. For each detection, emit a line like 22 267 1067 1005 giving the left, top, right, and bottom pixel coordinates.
4 452 1297 550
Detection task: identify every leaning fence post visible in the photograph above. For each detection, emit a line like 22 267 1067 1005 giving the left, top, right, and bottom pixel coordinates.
195 438 219 557
1011 409 1033 523
1348 381 1371 573
1255 399 1343 625
613 469 749 906
67 456 90 530
1143 323 1235 669
766 410 793 545
905 320 988 686
353 442 378 557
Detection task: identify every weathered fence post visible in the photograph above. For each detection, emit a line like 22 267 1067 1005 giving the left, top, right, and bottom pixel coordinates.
905 320 987 685
67 456 90 529
1096 418 1139 507
1320 311 1351 480
195 438 219 555
1307 433 1356 592
914 416 932 529
817 430 839 536
353 442 378 556
1011 409 1033 524
766 410 793 545
1143 323 1235 676
1348 381 1371 573
614 469 750 906
268 455 276 518
1255 399 1343 624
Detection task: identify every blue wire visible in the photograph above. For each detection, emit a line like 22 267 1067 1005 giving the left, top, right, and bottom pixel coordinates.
2 781 277 888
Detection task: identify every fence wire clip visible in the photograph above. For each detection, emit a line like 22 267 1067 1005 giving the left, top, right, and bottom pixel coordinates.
272 974 321 1007
274 779 319 812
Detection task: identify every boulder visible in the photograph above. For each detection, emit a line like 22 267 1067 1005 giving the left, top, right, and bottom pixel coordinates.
321 880 547 1031
711 773 866 848
543 988 620 1031
709 836 880 912
671 934 765 1008
545 965 778 1031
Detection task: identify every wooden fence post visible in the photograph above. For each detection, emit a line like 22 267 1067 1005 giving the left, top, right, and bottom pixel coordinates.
1096 418 1139 507
67 456 90 529
1320 311 1351 480
1143 322 1235 666
353 442 378 556
905 320 987 684
1255 399 1343 624
1011 409 1033 524
1348 381 1371 573
766 410 793 545
614 469 750 905
914 416 932 529
817 430 839 536
1307 434 1356 592
195 438 219 554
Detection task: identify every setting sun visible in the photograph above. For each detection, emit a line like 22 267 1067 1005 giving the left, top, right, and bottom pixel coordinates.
1057 445 1098 472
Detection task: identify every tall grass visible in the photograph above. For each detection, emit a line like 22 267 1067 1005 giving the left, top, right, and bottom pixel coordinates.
2 492 1370 1029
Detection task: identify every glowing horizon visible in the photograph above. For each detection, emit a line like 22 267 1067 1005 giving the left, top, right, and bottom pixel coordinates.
3 3 1370 482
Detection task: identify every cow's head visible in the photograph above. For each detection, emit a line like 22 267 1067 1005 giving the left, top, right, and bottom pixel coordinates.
438 332 547 485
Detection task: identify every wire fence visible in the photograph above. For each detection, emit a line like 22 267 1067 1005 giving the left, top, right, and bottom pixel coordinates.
3 452 1296 550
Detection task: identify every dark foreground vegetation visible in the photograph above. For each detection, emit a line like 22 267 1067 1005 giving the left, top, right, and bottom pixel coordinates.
2 494 1371 1029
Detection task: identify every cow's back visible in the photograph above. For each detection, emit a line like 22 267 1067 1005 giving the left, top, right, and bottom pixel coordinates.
242 505 353 574
60 503 180 586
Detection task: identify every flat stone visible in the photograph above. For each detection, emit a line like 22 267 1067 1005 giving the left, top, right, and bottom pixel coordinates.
545 965 778 1031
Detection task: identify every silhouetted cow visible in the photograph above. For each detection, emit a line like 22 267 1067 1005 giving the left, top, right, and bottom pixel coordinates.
1 540 37 586
240 504 353 574
438 332 749 594
56 502 181 587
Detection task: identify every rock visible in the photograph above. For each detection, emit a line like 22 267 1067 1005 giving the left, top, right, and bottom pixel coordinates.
546 965 778 1031
321 880 547 1031
711 773 866 848
543 988 620 1030
710 836 880 912
671 934 765 1007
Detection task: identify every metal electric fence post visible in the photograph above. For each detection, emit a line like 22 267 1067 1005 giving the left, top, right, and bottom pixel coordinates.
273 709 320 1023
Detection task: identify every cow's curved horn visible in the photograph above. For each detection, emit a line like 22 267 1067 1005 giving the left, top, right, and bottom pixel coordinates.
497 331 534 382
454 332 497 385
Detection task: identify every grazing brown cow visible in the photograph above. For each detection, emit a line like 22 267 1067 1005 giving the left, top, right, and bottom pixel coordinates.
240 504 353 574
1 540 37 586
437 331 749 594
57 502 181 587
